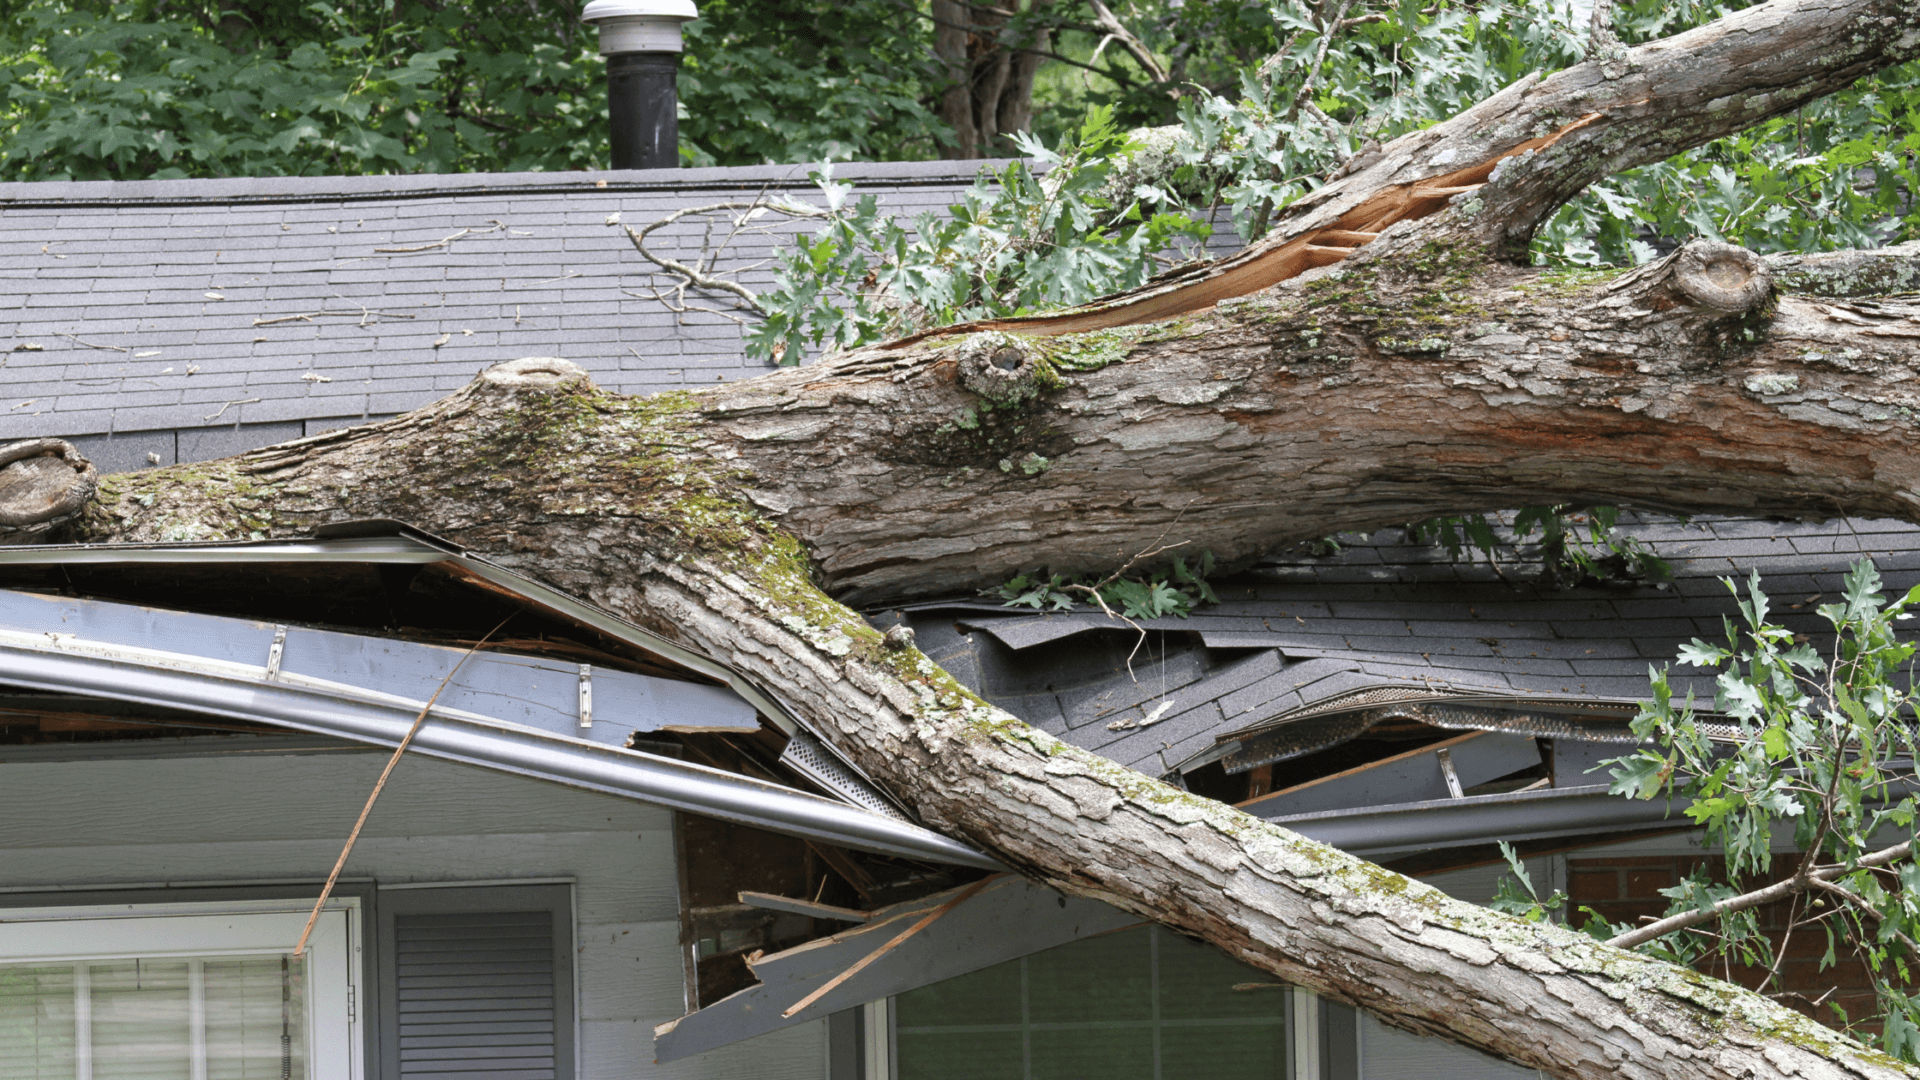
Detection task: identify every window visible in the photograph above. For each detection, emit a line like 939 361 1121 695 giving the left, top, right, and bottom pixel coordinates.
893 925 1292 1080
0 900 360 1080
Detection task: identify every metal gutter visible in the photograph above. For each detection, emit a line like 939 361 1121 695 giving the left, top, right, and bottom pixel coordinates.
0 625 998 869
1273 783 1691 854
0 523 910 816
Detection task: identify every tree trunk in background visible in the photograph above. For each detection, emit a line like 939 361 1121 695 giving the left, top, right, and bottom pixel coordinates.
933 0 1051 158
31 1 1920 1076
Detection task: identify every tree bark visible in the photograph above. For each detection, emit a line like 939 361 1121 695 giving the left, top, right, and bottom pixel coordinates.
931 0 1051 158
35 1 1920 1077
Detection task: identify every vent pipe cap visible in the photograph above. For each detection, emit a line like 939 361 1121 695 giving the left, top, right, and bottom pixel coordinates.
581 0 698 54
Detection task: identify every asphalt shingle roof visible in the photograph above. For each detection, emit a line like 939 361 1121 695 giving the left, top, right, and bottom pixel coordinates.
3 160 1136 471
882 515 1920 777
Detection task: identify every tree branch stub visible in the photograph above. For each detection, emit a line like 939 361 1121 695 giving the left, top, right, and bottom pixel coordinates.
0 438 98 533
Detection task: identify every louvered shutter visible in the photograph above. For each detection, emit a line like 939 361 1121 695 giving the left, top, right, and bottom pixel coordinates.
378 886 574 1080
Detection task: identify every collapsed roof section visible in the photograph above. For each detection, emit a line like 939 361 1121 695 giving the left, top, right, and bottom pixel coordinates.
874 514 1920 852
0 520 996 871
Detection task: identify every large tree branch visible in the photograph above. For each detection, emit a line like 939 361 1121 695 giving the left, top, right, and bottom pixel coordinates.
903 0 1920 339
60 355 1918 1079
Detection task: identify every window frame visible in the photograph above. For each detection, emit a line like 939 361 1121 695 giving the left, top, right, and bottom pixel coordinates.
0 893 366 1080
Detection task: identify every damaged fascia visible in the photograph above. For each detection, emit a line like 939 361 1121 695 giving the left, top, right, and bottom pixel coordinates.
0 523 993 869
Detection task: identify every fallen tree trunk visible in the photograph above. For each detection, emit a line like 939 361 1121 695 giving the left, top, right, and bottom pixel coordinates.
29 0 1920 1076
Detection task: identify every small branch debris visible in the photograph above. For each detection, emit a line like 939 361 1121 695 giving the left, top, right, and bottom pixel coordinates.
343 220 512 260
56 333 129 353
203 398 261 422
253 307 416 327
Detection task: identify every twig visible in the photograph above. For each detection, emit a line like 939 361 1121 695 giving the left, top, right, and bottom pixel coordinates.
1809 877 1920 954
1086 0 1169 82
507 272 583 290
57 332 129 353
346 220 510 259
293 615 513 956
781 875 1001 1018
203 398 261 422
1608 839 1913 949
1061 502 1201 678
610 202 817 316
252 309 416 327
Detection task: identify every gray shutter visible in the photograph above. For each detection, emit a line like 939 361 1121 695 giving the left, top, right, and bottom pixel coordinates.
379 885 575 1080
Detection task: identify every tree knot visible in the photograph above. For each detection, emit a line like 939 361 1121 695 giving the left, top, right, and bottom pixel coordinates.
476 357 598 394
956 332 1056 405
1671 240 1773 314
883 625 916 651
0 438 98 535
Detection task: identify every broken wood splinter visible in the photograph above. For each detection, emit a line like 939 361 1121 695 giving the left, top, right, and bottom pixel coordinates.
780 874 1002 1018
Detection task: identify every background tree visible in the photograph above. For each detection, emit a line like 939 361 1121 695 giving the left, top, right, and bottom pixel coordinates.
0 0 949 177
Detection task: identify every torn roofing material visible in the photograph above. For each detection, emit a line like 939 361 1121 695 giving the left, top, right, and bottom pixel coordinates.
654 874 1138 1062
878 514 1920 779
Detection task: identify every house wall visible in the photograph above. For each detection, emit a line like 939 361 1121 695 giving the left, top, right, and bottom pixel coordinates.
0 740 826 1080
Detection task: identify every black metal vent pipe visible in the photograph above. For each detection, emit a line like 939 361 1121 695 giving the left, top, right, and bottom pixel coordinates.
581 0 698 170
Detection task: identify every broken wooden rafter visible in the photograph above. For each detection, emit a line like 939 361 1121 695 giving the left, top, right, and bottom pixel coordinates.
738 889 872 923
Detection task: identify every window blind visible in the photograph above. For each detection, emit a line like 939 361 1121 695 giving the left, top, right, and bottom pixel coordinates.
0 955 307 1080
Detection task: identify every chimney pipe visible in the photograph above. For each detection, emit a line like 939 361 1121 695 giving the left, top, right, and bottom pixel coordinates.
581 0 699 170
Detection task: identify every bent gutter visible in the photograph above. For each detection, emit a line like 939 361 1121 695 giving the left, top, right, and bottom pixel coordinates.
1272 783 1692 854
0 527 910 818
0 629 999 870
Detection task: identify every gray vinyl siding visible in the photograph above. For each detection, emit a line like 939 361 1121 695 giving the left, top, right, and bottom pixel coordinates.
0 745 825 1080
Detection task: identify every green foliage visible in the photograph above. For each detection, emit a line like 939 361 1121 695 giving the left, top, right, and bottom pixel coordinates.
993 550 1219 621
1610 561 1920 1056
1139 0 1916 256
1405 505 1672 585
1539 62 1920 265
746 107 1210 363
1488 841 1568 923
677 0 946 166
0 0 945 180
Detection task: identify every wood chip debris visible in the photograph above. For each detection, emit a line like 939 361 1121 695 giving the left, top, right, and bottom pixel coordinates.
1107 699 1176 731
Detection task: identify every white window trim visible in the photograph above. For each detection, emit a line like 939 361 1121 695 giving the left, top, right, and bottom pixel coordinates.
0 897 363 1080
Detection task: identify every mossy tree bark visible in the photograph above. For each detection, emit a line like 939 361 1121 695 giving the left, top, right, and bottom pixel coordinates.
28 1 1920 1076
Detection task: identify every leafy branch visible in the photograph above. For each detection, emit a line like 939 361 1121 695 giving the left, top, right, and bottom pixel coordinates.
994 549 1219 622
1495 560 1920 1060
